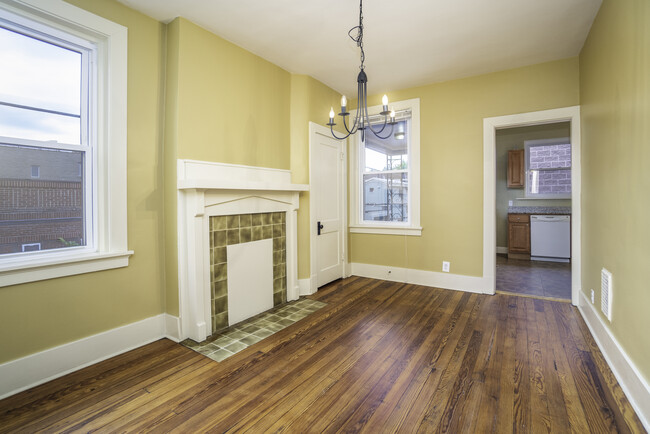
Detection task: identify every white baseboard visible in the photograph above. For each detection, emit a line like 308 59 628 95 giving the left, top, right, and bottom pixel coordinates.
0 313 177 400
350 262 490 294
496 246 508 254
578 291 650 430
164 313 181 342
298 275 317 296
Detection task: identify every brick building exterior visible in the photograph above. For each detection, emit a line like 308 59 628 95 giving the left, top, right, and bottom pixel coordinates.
0 146 84 254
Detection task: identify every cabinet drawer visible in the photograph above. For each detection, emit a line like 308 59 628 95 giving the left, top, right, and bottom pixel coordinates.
508 214 530 223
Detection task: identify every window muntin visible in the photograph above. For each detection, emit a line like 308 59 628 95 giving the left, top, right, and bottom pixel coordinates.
0 13 93 257
525 140 571 198
360 117 411 224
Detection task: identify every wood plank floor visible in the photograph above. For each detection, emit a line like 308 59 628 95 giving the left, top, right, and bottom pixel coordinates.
0 277 645 433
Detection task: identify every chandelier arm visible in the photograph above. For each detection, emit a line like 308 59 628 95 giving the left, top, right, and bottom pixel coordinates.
329 124 353 141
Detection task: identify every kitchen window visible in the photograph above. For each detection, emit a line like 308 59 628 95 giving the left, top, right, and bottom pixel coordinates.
0 0 130 286
525 138 571 199
350 98 421 236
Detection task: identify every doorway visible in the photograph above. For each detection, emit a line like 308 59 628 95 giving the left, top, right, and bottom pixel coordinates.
483 106 581 305
495 124 572 301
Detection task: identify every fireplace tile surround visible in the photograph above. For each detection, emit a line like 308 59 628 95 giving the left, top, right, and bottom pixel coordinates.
209 212 287 332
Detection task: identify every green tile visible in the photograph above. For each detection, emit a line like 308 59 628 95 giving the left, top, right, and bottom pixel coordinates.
251 214 262 226
227 215 239 229
273 237 282 251
240 227 252 243
252 226 262 241
273 224 282 238
214 295 228 314
272 212 282 223
281 223 286 236
281 212 286 223
213 216 227 231
241 324 261 334
225 341 248 354
240 214 252 227
278 318 294 327
262 213 272 225
213 312 229 331
214 263 227 281
214 247 227 264
213 231 226 247
240 334 263 345
262 225 273 239
254 328 274 339
208 349 233 362
225 330 248 340
273 278 283 292
273 291 283 306
212 335 235 348
281 249 286 263
213 280 227 298
264 322 285 332
273 250 281 265
227 229 240 245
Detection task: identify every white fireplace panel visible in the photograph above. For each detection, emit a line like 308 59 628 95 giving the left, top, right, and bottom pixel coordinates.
226 239 274 326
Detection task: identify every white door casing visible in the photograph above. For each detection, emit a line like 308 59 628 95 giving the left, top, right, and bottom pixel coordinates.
310 122 347 289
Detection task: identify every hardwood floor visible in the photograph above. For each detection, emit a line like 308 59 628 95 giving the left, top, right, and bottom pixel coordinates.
0 277 645 433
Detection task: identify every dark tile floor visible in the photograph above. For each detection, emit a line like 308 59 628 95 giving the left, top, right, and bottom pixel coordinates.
496 254 571 300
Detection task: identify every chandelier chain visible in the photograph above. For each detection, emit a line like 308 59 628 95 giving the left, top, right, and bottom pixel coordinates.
348 0 365 70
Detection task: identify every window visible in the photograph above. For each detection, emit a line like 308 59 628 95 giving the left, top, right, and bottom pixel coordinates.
350 98 421 236
525 138 571 199
0 1 130 287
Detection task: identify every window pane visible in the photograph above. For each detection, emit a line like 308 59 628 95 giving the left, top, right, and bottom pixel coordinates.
0 143 86 255
529 143 571 169
363 173 408 222
0 26 81 115
0 104 80 144
364 120 408 172
528 169 571 195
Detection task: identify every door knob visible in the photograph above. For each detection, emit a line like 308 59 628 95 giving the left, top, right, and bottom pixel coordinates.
317 221 324 235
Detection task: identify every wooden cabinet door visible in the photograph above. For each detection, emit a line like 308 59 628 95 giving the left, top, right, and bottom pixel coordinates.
507 149 525 188
508 222 530 253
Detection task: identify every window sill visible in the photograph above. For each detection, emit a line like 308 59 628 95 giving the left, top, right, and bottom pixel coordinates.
0 250 134 287
349 225 422 236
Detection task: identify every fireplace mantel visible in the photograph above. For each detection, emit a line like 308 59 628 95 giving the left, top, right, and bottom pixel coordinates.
177 159 308 342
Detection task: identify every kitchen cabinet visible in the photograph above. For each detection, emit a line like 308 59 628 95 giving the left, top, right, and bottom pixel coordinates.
507 149 525 188
508 213 530 259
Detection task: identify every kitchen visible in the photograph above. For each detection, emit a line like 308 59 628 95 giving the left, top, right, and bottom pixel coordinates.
495 122 572 301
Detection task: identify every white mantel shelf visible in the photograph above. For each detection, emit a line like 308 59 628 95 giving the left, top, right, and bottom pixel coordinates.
178 179 308 192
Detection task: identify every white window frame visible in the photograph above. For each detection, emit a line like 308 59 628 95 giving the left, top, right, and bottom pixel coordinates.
349 98 421 236
0 0 131 287
524 137 572 199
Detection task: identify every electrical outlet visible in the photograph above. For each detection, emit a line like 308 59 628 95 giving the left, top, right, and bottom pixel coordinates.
590 289 595 304
442 261 450 273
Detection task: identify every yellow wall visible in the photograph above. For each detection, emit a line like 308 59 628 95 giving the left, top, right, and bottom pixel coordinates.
580 0 650 382
0 0 167 363
495 123 572 248
350 58 580 276
289 75 342 278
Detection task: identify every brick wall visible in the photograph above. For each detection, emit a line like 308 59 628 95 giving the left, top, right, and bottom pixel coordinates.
529 144 571 194
0 179 83 254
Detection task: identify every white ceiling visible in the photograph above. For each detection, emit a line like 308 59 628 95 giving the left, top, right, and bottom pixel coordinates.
117 0 602 96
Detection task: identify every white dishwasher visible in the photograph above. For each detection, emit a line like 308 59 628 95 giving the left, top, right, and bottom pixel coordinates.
530 215 571 262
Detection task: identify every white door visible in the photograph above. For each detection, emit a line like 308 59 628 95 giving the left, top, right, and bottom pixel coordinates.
310 123 346 288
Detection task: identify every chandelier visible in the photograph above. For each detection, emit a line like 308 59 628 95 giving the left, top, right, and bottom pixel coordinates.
327 0 395 141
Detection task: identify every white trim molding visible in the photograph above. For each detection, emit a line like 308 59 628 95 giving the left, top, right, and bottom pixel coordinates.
578 292 650 430
0 313 179 400
350 262 490 294
298 276 317 296
349 98 421 236
483 106 581 304
177 159 308 343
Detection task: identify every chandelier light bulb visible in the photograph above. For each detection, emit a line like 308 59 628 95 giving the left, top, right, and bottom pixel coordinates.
329 107 335 119
382 95 388 106
341 95 347 108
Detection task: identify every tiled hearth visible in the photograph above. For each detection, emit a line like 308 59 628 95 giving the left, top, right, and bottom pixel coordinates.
209 212 287 332
182 298 326 362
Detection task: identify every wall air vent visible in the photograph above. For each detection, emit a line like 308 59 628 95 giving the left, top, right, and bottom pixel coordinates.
601 268 613 321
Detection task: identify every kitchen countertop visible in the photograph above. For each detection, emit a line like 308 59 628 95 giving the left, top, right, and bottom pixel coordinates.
508 206 571 215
